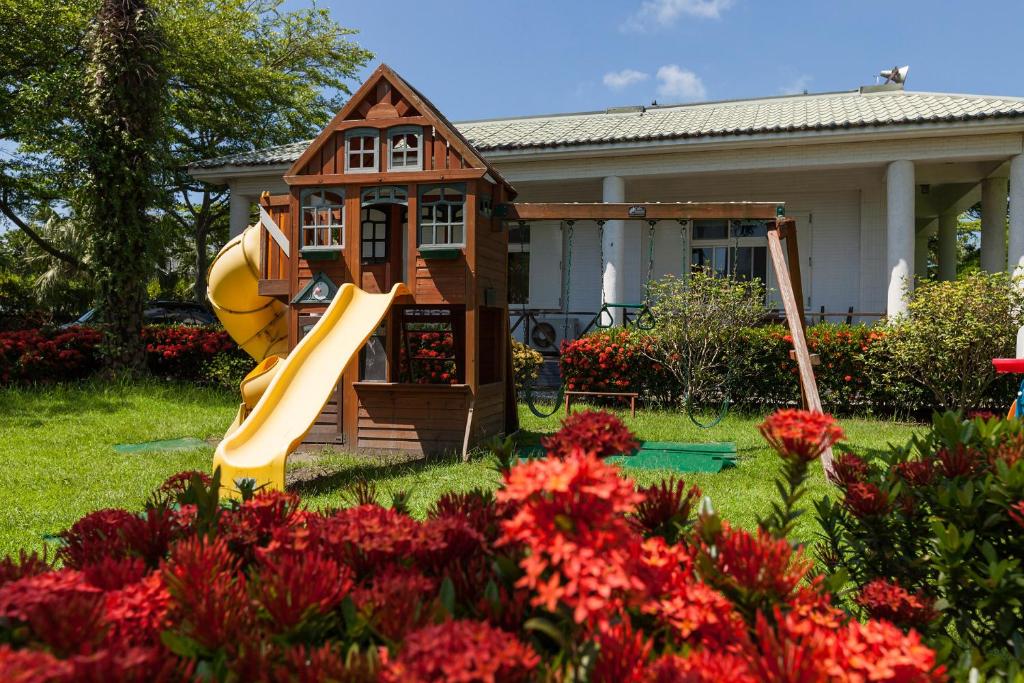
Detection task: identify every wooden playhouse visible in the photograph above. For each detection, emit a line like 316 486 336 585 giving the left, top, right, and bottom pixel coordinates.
253 64 519 456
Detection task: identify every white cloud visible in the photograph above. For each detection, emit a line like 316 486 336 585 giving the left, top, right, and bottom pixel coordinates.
603 69 650 90
656 65 706 101
625 0 734 31
779 75 813 95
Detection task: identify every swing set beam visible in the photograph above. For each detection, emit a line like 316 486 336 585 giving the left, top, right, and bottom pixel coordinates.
496 201 783 221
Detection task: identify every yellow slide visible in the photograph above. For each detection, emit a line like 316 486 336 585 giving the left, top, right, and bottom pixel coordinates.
207 224 290 436
212 280 410 495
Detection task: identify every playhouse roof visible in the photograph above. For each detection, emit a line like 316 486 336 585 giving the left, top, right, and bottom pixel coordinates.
190 87 1024 170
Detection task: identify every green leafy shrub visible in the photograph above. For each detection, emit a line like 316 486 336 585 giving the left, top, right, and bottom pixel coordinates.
816 412 1024 676
644 270 766 405
201 349 256 391
885 272 1024 411
511 339 543 389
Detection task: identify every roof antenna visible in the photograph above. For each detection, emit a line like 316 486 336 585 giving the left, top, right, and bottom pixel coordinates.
879 65 909 85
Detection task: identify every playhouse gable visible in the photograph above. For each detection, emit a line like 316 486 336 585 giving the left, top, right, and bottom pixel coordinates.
286 64 513 194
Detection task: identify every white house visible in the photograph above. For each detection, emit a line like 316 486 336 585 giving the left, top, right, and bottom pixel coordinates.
190 78 1024 348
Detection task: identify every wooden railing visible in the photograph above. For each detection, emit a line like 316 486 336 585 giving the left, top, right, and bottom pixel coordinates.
258 205 289 283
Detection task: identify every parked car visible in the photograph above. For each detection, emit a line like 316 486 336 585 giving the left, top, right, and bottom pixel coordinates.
62 301 218 328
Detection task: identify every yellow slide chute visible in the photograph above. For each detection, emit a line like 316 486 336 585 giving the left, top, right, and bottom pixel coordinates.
208 223 408 495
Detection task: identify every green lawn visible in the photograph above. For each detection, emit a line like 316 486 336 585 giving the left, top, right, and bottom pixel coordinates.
0 382 923 557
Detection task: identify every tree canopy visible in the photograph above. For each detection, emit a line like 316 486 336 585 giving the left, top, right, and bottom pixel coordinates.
0 0 372 324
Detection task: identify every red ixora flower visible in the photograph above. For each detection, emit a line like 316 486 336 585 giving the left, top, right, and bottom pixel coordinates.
542 409 639 459
844 482 891 518
828 452 869 488
1008 501 1024 529
894 459 937 488
856 579 938 629
380 620 539 683
759 409 845 462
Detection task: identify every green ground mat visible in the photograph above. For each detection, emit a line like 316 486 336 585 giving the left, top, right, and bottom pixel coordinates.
113 437 208 454
518 441 737 473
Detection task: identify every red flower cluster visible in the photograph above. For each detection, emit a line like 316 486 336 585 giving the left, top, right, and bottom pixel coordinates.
0 442 946 681
857 579 938 629
399 330 458 384
542 409 640 459
560 329 675 399
759 409 845 462
844 482 892 518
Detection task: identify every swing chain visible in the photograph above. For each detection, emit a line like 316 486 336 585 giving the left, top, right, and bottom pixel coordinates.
646 220 657 301
596 220 606 306
562 220 575 340
678 219 689 277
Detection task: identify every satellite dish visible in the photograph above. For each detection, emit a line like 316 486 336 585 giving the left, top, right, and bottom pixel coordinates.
879 65 909 85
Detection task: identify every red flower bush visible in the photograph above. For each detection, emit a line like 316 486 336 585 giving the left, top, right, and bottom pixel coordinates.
857 579 938 630
759 408 845 462
0 325 243 385
0 409 954 681
843 482 891 518
541 409 639 459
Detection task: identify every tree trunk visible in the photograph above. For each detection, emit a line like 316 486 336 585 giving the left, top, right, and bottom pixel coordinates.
82 0 166 376
194 223 208 304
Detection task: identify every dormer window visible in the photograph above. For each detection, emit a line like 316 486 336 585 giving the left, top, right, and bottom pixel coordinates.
345 128 379 173
300 188 345 249
388 126 422 171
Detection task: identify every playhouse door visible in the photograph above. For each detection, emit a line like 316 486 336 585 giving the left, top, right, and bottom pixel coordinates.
360 205 406 293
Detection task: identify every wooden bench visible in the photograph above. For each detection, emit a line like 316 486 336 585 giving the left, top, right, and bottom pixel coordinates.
564 390 639 418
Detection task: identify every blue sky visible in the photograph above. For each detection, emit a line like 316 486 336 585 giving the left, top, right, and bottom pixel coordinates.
318 0 1024 121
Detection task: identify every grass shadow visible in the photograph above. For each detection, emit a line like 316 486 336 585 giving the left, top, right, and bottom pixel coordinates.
288 450 473 498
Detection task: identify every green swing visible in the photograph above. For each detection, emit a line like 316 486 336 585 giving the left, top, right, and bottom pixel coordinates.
594 221 658 332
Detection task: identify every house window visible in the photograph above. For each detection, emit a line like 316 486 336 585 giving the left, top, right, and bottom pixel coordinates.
361 185 408 206
507 222 530 305
419 184 465 248
388 126 422 171
345 128 379 173
361 207 388 262
300 188 345 249
690 219 768 283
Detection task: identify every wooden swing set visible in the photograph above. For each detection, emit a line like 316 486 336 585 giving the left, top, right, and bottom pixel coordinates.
501 200 836 477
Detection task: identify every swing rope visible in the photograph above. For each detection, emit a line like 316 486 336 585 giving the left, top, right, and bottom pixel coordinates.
520 220 575 418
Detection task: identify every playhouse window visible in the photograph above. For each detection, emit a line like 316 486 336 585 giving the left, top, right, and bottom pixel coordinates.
419 184 465 248
388 126 422 171
345 129 379 173
300 188 345 249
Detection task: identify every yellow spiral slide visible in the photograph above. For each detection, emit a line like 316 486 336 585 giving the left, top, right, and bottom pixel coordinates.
208 224 409 495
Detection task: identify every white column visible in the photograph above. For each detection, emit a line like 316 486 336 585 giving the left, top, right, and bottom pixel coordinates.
228 188 253 239
914 231 930 280
937 212 958 281
1009 155 1024 280
886 160 915 317
602 176 626 324
980 176 1008 272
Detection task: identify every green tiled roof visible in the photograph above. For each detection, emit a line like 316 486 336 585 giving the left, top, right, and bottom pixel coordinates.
190 89 1024 170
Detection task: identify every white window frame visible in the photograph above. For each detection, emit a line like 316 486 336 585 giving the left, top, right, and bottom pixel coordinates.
344 128 379 173
418 184 466 249
300 188 345 250
387 126 422 171
689 219 768 282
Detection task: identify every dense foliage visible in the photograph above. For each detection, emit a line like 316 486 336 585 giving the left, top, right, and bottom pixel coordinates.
817 412 1024 677
0 326 246 385
561 322 1012 415
884 272 1024 410
511 340 543 390
0 410 946 681
644 270 766 406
